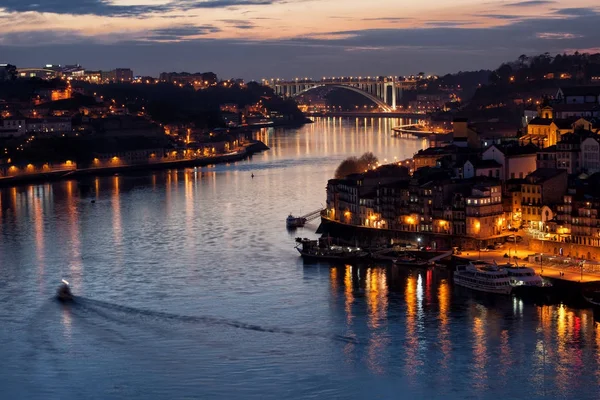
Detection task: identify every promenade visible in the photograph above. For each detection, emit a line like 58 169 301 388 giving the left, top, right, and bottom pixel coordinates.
0 141 269 187
458 248 600 284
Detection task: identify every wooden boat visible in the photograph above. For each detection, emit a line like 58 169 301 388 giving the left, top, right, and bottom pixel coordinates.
286 214 306 228
295 238 368 262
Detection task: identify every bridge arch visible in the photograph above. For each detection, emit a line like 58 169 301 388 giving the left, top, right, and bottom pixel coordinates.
293 84 391 111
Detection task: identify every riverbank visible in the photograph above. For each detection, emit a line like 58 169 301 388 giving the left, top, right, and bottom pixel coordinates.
0 140 269 187
308 111 425 119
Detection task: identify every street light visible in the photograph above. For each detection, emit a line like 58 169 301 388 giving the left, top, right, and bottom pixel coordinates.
417 237 421 248
540 253 543 275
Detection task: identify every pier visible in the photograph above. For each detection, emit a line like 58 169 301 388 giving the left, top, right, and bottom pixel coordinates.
298 208 325 223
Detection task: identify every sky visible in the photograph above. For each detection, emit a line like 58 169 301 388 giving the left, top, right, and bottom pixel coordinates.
0 0 599 80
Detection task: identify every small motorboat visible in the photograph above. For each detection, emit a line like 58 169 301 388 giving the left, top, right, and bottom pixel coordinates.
56 279 74 302
286 214 306 228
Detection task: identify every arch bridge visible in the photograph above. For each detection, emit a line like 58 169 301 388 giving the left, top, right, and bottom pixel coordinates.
263 77 415 111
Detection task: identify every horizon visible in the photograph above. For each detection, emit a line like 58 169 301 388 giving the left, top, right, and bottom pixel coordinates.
0 0 599 80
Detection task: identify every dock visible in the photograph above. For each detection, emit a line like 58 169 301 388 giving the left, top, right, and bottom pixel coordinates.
458 250 600 284
298 208 325 223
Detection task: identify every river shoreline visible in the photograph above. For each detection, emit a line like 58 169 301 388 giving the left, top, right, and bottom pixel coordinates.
0 140 269 187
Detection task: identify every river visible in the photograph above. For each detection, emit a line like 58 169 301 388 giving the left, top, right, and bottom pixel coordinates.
0 117 598 399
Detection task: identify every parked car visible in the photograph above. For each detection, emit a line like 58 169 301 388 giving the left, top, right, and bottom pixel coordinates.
494 243 503 249
506 235 523 243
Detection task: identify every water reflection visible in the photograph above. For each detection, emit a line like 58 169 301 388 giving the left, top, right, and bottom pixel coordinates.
365 268 388 374
437 279 451 381
404 273 422 381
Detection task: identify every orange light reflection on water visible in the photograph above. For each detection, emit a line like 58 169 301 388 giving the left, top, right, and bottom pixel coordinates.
404 274 422 381
343 264 355 364
471 315 488 390
66 181 82 287
365 268 389 375
437 279 451 381
112 176 123 269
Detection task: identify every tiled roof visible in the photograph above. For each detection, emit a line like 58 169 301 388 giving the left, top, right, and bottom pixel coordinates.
526 168 566 183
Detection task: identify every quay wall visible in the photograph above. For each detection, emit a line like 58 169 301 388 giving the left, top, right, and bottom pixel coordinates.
530 239 600 262
0 141 269 187
318 217 481 249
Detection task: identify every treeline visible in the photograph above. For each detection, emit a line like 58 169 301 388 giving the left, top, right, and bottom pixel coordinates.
80 81 306 128
489 52 600 85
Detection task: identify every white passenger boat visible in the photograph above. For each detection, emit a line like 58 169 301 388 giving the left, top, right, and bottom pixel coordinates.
498 262 545 287
453 261 512 295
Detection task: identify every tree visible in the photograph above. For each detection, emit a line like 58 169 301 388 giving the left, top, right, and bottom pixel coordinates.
334 152 379 178
358 152 378 169
517 54 529 68
335 157 359 178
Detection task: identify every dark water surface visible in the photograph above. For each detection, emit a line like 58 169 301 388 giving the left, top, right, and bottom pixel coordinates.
1 117 599 399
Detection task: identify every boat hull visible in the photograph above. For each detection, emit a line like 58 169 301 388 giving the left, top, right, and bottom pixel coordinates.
297 249 368 263
512 285 554 301
453 275 513 295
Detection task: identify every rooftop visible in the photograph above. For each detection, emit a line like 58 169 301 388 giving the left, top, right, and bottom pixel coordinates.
528 117 553 126
526 168 566 184
469 159 502 169
487 143 539 157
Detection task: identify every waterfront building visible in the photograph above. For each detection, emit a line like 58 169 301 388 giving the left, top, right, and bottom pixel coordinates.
408 93 453 112
555 132 593 174
482 143 537 181
581 136 600 174
0 117 27 137
159 72 217 89
463 159 502 179
326 165 410 226
521 168 567 231
556 86 600 106
26 117 72 134
465 182 504 239
536 145 557 169
376 181 410 231
552 86 600 118
554 176 600 251
102 68 134 83
413 144 478 171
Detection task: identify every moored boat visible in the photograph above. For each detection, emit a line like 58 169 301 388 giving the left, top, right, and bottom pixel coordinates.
393 254 429 267
497 261 553 297
453 261 512 295
286 214 306 228
497 262 548 286
295 238 368 262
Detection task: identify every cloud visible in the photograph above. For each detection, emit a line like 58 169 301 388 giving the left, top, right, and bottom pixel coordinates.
474 14 523 20
552 7 600 16
423 20 474 28
220 19 254 29
361 17 410 22
149 25 221 41
503 1 556 7
0 0 280 17
536 32 583 40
